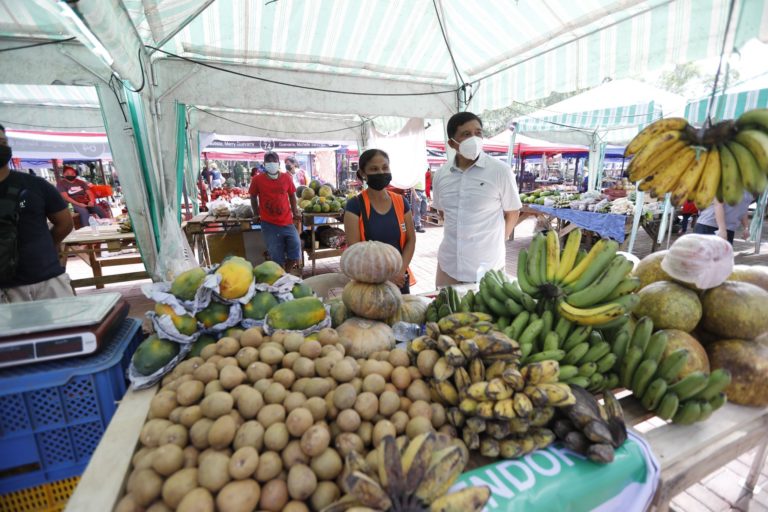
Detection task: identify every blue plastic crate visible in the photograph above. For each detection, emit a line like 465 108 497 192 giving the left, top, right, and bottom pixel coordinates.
0 318 142 494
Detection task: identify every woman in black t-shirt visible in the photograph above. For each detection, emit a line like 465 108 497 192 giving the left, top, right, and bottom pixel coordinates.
343 149 416 293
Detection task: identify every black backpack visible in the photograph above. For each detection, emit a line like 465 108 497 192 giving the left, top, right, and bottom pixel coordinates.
0 173 22 279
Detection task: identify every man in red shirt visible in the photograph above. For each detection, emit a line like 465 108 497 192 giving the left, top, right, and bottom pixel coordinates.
249 152 302 272
57 165 107 227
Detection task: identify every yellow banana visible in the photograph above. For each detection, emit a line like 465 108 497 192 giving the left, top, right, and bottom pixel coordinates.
453 367 471 390
493 398 517 420
485 360 507 380
693 146 721 209
558 301 626 326
626 129 684 173
401 432 435 491
555 229 582 282
648 146 696 198
458 398 478 415
429 486 491 512
727 140 767 195
671 148 708 206
545 229 560 283
524 360 560 384
466 381 491 401
468 358 485 383
486 378 513 401
475 401 495 419
629 140 689 182
625 117 689 156
513 392 534 418
435 381 460 406
414 446 466 504
562 239 608 286
719 144 745 206
734 128 768 173
433 358 455 381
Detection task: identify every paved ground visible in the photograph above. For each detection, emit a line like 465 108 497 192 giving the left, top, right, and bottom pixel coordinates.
66 214 768 511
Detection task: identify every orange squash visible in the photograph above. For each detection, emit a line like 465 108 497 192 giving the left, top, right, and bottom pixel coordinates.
342 280 402 320
340 241 402 284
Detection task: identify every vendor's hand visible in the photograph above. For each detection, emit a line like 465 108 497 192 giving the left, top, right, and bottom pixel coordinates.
391 272 406 288
716 229 728 241
742 227 750 240
293 211 301 220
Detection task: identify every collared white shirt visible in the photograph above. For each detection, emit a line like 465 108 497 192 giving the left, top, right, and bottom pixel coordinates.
432 152 522 282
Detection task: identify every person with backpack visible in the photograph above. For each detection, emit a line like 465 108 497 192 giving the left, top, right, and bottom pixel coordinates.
0 125 75 303
343 148 416 293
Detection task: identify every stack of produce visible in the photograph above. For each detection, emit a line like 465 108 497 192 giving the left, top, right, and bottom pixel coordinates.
624 108 768 207
327 433 491 512
121 325 464 512
297 181 349 213
631 234 768 408
408 312 593 460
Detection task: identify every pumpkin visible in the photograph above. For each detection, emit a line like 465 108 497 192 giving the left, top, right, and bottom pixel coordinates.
340 241 402 284
387 295 430 325
336 317 395 358
342 280 402 320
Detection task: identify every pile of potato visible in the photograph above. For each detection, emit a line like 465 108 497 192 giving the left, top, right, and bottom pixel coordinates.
117 326 450 512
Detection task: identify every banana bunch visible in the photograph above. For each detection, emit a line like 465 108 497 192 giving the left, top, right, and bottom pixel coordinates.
492 303 620 393
425 286 465 323
625 110 768 208
552 386 627 464
323 432 491 512
518 230 640 327
474 269 537 322
614 318 731 424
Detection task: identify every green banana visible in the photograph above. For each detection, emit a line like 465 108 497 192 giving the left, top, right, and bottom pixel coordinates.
426 302 438 323
727 140 767 196
631 359 658 397
565 255 634 308
438 304 452 319
539 310 554 346
656 392 680 420
672 400 702 425
487 276 509 303
620 346 644 388
603 372 619 390
594 313 631 331
525 349 565 364
580 341 611 364
604 276 641 301
596 353 618 374
719 143 744 206
709 392 727 411
507 312 531 340
630 317 653 353
520 342 534 359
562 342 590 365
578 362 597 378
519 319 544 347
588 330 604 346
554 317 573 343
502 280 524 303
693 369 732 401
736 108 768 131
667 371 709 401
642 331 668 365
519 292 538 312
542 331 561 351
656 349 689 382
587 372 605 393
563 240 619 294
558 365 579 381
697 401 714 422
504 298 524 316
485 295 508 318
527 234 545 287
611 330 631 368
641 378 668 411
564 376 590 388
496 316 511 330
517 249 539 297
562 325 592 351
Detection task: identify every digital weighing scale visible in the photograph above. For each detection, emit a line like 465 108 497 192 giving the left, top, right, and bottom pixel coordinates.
0 292 129 368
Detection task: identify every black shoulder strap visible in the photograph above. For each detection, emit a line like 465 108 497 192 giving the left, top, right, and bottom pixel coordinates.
0 173 23 219
356 192 371 241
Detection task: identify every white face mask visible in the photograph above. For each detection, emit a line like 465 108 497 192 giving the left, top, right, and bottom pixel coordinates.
264 162 280 178
453 136 482 160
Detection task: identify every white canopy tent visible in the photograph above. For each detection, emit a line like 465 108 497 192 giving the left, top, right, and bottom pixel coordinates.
1 0 766 276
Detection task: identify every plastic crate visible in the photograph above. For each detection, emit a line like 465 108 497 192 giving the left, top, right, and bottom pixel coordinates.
0 476 79 512
0 318 142 494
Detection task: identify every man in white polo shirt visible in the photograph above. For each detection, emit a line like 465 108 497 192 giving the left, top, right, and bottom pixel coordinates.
432 112 522 287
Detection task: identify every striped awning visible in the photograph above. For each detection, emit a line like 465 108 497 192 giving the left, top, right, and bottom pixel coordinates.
515 101 657 133
684 88 768 125
0 84 99 108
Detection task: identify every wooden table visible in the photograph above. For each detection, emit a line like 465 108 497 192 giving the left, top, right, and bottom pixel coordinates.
182 213 260 266
60 225 148 289
68 386 768 512
302 212 344 276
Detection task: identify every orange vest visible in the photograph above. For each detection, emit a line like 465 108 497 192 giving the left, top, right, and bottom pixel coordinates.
357 190 407 249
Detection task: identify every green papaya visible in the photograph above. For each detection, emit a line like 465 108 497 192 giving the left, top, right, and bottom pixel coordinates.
291 283 314 299
154 303 198 336
187 334 216 358
243 291 279 320
267 297 326 330
132 335 180 375
169 267 207 301
253 261 285 285
195 301 231 329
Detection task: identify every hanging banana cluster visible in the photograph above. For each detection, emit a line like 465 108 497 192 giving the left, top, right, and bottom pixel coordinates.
614 319 731 424
409 313 576 460
324 433 491 512
552 386 627 464
625 109 768 208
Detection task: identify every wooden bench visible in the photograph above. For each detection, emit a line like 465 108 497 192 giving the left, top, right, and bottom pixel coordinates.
66 387 768 512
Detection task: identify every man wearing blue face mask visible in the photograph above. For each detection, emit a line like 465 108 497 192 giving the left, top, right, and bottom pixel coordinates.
249 152 302 273
432 112 522 287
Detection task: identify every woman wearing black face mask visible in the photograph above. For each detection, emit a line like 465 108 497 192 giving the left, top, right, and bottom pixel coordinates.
343 149 416 293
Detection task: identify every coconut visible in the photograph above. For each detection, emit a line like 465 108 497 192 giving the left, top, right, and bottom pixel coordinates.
707 338 768 406
700 281 768 340
633 281 702 333
728 265 768 292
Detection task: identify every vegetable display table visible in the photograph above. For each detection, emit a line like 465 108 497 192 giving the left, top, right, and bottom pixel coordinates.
302 212 344 275
182 213 261 266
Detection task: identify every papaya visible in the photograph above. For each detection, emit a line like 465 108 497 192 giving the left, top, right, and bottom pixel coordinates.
266 297 326 330
291 283 314 299
327 298 350 328
195 301 231 329
215 256 254 299
169 267 207 301
132 335 180 375
253 261 285 285
154 303 198 336
188 334 216 358
243 291 279 320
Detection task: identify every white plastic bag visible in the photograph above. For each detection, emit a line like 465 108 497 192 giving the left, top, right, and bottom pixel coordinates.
155 205 198 282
